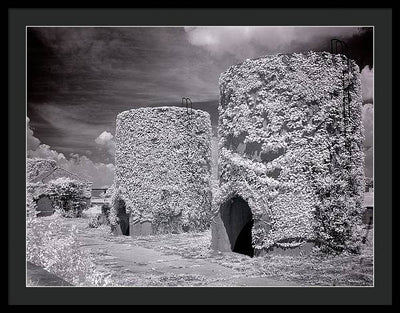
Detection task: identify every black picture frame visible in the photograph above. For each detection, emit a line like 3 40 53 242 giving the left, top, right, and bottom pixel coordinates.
9 7 392 306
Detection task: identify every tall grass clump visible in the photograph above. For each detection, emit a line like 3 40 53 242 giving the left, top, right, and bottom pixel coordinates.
26 196 113 286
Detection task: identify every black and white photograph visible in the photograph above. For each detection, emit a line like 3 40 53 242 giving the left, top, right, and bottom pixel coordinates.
25 26 374 287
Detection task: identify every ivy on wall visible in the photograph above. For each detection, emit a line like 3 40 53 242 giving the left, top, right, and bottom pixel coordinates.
216 51 365 253
27 177 90 218
112 107 213 234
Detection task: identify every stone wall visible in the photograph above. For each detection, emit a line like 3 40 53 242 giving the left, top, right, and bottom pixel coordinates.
212 51 365 254
113 106 212 236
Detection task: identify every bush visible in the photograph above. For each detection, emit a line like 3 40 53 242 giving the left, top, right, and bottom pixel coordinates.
47 178 89 218
26 214 113 286
101 203 111 217
88 205 111 228
26 191 37 218
88 216 100 228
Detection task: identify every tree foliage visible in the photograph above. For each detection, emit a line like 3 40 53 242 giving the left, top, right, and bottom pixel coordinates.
46 177 89 217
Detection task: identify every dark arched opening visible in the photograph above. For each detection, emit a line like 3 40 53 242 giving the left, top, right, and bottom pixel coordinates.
115 199 129 236
220 196 254 257
36 194 54 217
233 219 254 257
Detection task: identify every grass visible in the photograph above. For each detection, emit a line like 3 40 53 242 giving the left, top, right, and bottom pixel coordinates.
26 213 115 286
133 228 373 286
27 211 373 286
26 278 41 287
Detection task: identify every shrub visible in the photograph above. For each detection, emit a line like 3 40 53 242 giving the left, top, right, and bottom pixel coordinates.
26 158 57 182
26 214 113 286
101 203 111 217
47 177 88 217
88 216 100 228
26 191 37 218
87 204 111 228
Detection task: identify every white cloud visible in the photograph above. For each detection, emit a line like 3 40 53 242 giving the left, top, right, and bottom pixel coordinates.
28 144 66 161
360 66 373 102
27 117 115 187
26 117 41 151
95 131 113 145
60 155 115 188
362 103 373 150
95 130 115 156
184 27 360 59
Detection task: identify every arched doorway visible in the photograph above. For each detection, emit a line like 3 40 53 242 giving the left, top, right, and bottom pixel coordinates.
36 195 54 217
115 199 129 236
220 196 254 257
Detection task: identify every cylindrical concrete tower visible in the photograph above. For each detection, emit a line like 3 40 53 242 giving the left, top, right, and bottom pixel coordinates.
113 106 212 237
212 51 365 255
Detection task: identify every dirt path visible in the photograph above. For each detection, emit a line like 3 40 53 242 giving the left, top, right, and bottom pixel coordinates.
71 219 298 286
29 215 373 286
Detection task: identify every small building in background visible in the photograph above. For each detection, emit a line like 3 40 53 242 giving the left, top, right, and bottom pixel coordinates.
362 187 374 227
91 188 110 206
35 194 54 217
26 158 92 216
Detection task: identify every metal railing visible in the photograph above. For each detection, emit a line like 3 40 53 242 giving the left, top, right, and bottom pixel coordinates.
330 38 348 55
331 39 352 152
330 39 354 208
181 97 193 115
330 39 351 121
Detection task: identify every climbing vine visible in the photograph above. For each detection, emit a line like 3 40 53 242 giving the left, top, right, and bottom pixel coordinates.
217 51 364 253
113 107 213 234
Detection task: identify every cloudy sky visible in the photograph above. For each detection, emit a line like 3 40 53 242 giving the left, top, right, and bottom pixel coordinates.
27 27 373 187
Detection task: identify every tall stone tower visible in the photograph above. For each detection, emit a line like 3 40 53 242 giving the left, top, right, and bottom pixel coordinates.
113 106 212 237
211 51 365 256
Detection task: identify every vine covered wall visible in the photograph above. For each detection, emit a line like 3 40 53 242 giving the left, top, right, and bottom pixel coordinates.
214 51 365 253
114 106 212 234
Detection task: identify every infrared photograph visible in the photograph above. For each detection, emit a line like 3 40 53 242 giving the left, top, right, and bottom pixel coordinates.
25 26 374 287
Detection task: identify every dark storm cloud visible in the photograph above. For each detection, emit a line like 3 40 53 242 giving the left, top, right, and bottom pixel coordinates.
28 27 223 162
28 27 219 104
28 26 373 179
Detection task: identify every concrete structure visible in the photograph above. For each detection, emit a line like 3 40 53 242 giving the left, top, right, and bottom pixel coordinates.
91 188 110 206
362 188 374 227
112 106 212 237
211 51 365 256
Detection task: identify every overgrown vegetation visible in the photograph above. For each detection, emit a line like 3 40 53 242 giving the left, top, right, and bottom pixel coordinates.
113 107 212 234
134 229 373 286
88 204 111 228
46 178 89 217
27 207 373 286
217 52 365 253
27 177 90 218
26 200 113 286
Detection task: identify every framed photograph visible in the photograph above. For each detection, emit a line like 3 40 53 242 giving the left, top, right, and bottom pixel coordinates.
9 7 392 306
